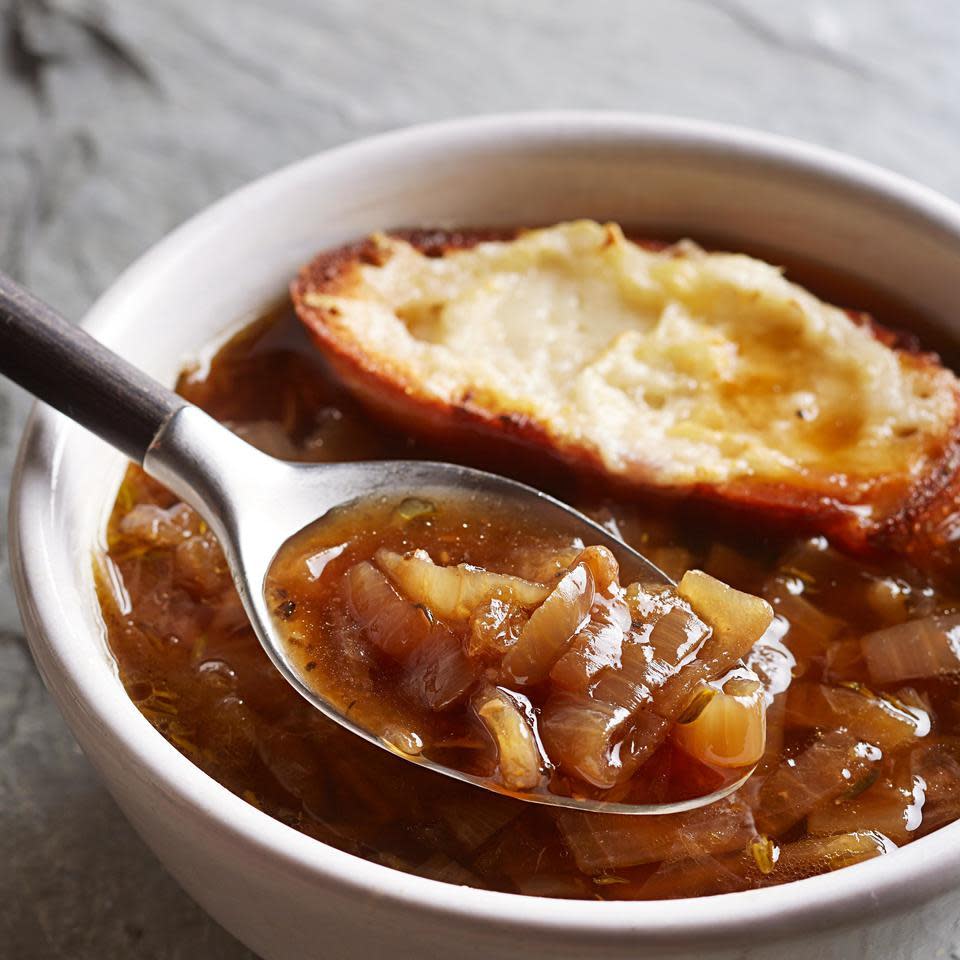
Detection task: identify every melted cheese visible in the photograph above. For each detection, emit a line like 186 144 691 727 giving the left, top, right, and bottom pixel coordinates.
303 220 957 488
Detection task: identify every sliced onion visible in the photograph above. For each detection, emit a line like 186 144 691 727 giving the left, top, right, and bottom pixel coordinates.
639 852 755 899
865 577 911 625
501 563 595 686
756 730 883 835
466 594 527 659
807 774 925 845
473 816 591 896
772 831 896 880
376 548 549 620
576 545 620 593
778 537 865 592
786 682 929 751
591 634 662 715
673 677 766 769
402 624 476 711
762 575 846 658
539 691 666 789
678 569 774 666
646 607 722 722
649 659 713 722
513 874 593 898
639 829 893 898
646 600 711 664
557 796 755 873
624 581 673 622
514 546 583 584
908 737 960 833
475 687 544 791
175 532 230 596
347 561 474 709
593 600 711 718
255 727 329 814
824 638 867 683
346 561 431 659
549 595 630 693
861 615 960 685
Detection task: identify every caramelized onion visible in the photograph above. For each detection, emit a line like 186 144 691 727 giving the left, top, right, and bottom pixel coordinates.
549 595 630 693
501 563 595 686
639 829 894 899
575 545 620 593
757 730 883 835
347 561 431 658
762 575 845 657
414 853 482 886
539 692 667 789
703 542 763 590
774 831 896 879
679 569 774 666
861 615 960 685
475 687 544 791
639 853 755 899
175 532 231 596
753 694 788 780
347 561 473 709
557 796 755 873
646 601 711 664
909 738 960 834
645 545 694 583
376 548 549 620
590 635 660 716
807 774 925 844
466 594 527 659
786 682 929 751
402 625 476 711
673 677 766 769
515 546 583 584
594 601 711 719
865 578 912 625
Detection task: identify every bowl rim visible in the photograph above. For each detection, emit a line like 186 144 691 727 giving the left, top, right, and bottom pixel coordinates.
11 110 960 946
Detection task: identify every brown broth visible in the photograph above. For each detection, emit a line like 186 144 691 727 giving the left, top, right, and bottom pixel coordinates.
97 287 960 900
264 493 759 807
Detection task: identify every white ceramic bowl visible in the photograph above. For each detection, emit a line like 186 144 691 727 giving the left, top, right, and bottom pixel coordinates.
12 113 960 960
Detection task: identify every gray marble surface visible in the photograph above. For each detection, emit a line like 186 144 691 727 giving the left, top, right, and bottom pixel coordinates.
3 1 960 957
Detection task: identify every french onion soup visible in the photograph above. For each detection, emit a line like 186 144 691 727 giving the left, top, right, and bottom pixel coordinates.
97 221 960 899
265 493 772 804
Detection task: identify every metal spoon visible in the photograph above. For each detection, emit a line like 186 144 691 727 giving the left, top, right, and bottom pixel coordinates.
0 273 754 814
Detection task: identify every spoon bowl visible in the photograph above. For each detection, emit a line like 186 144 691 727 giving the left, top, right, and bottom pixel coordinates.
1 271 754 814
146 405 756 813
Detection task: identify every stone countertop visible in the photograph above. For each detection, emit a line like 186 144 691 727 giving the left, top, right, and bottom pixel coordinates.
3 1 960 956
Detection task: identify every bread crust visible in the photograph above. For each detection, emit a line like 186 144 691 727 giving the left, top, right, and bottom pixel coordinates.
292 229 960 572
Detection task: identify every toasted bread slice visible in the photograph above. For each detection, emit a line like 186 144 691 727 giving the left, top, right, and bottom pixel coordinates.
292 220 960 570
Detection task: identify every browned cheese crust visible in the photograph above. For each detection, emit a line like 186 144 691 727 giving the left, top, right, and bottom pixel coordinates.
292 228 960 574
